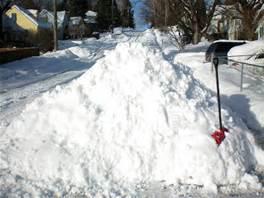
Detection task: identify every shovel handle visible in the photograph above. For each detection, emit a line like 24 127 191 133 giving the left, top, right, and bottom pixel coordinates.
213 57 223 130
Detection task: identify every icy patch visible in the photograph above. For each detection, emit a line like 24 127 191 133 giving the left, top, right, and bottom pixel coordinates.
0 42 263 195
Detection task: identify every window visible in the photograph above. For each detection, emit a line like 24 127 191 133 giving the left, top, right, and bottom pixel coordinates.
11 13 17 24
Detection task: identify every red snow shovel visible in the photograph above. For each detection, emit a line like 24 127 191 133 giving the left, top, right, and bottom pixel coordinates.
211 57 229 146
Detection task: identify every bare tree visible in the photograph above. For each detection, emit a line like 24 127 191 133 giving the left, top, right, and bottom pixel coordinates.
167 26 187 50
177 0 220 44
143 0 220 44
141 0 165 28
116 0 134 27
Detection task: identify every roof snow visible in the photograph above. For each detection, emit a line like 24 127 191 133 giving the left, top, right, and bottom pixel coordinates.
85 10 97 17
70 17 82 25
12 5 38 26
39 9 67 28
84 10 97 24
84 18 96 24
57 11 66 23
27 9 38 17
213 5 241 19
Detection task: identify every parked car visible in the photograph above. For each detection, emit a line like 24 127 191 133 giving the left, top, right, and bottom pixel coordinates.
228 40 264 66
205 40 246 63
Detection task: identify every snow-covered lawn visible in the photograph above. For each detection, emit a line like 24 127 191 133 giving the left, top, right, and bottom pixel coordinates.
0 29 264 197
175 43 264 147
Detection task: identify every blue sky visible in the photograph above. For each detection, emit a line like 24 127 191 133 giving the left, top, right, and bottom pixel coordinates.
130 0 149 30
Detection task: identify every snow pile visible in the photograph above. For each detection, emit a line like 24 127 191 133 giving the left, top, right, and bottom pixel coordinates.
228 40 264 61
0 42 263 196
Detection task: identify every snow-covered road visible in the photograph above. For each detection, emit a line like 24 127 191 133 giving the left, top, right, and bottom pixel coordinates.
0 32 141 129
0 29 264 197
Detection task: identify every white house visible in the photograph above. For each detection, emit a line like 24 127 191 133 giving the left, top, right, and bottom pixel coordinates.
83 10 98 36
256 18 264 40
84 10 97 24
208 5 244 40
38 9 68 40
68 17 86 39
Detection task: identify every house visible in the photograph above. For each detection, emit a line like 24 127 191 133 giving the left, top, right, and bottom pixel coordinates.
68 16 86 39
38 9 69 40
84 11 97 24
256 18 264 40
228 18 243 40
84 10 98 36
208 5 244 40
3 5 53 50
207 6 229 40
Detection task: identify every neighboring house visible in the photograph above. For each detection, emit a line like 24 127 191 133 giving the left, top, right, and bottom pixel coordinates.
207 6 228 40
38 9 69 40
256 17 264 40
228 18 243 40
3 5 52 50
208 5 244 40
84 10 98 36
84 11 97 24
68 17 86 39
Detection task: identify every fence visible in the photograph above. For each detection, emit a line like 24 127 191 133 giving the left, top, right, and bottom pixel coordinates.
211 55 264 92
0 47 39 65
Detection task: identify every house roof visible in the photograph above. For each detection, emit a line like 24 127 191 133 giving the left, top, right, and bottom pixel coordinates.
57 11 67 23
12 5 39 26
70 16 82 25
84 10 97 24
39 9 53 19
28 9 38 17
11 5 51 29
214 5 241 20
39 9 67 27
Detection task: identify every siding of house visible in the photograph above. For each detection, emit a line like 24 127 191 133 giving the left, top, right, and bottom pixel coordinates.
228 19 242 40
5 6 38 36
257 21 264 40
3 5 53 51
38 10 68 40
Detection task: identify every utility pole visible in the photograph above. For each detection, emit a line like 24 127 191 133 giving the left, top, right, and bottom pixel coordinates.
53 0 58 51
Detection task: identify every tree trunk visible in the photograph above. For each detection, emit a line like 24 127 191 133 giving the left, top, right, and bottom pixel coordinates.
164 0 168 26
53 0 58 51
246 28 256 41
244 22 256 41
193 20 201 44
242 8 257 40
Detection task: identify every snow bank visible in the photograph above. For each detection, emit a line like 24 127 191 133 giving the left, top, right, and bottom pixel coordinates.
0 42 262 196
228 40 264 61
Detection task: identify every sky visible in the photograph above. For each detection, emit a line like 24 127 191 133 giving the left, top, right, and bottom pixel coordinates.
130 0 149 30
